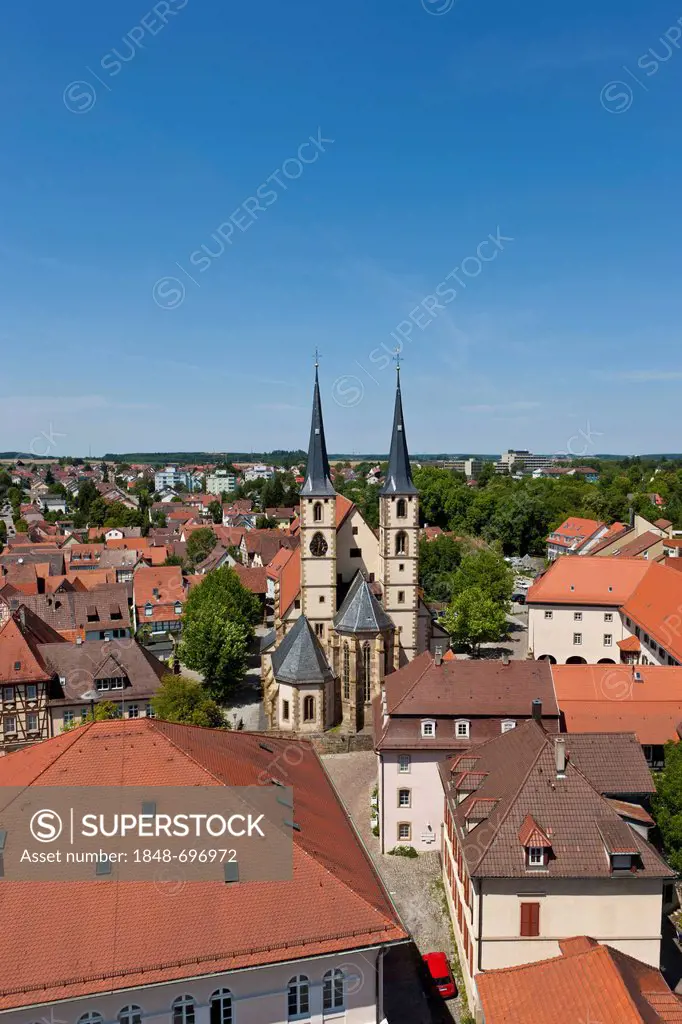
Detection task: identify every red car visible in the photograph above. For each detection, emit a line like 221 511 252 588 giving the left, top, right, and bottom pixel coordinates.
422 951 457 999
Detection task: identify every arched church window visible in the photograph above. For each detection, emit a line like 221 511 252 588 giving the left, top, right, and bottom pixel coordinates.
395 531 408 556
362 643 371 703
303 695 315 722
343 643 350 700
396 498 407 519
310 532 328 557
313 502 322 522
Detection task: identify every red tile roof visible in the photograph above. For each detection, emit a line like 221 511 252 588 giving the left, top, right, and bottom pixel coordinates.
623 562 682 663
0 720 406 1010
133 565 185 622
233 563 268 595
618 635 641 652
546 517 603 550
478 937 682 1023
553 663 682 744
527 557 652 606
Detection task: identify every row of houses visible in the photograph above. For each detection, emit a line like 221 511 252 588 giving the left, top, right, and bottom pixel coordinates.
372 649 682 1014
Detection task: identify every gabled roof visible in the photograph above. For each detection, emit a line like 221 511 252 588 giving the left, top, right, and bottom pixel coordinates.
622 561 682 662
0 720 406 1010
553 663 682 745
477 937 682 1024
527 556 652 606
0 613 55 683
380 366 417 495
271 614 334 685
334 571 394 634
301 364 336 497
440 720 667 879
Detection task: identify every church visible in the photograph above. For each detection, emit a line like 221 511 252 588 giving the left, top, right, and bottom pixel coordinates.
261 364 445 734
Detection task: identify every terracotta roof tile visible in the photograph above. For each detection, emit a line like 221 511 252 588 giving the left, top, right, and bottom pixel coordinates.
527 557 652 606
478 939 682 1023
0 720 406 1010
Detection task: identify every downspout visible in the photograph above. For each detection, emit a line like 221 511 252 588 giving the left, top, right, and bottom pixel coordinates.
380 754 385 854
477 878 484 974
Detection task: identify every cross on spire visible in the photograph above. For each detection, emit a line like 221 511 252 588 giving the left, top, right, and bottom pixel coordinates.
393 347 401 372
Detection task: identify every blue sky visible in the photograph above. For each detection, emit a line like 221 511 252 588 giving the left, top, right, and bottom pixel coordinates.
1 0 681 457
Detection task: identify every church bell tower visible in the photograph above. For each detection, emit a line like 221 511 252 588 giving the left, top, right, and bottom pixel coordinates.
299 360 337 646
378 365 419 664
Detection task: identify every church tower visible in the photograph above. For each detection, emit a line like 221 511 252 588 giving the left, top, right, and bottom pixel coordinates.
378 365 419 664
299 361 337 647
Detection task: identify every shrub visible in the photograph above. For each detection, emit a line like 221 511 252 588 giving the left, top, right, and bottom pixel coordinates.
387 845 418 858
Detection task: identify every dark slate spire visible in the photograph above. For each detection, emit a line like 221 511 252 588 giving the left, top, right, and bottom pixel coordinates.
380 364 417 495
270 615 334 684
334 571 394 635
301 360 336 497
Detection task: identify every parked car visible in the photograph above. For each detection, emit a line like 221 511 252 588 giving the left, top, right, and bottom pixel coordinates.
422 951 457 999
512 592 526 605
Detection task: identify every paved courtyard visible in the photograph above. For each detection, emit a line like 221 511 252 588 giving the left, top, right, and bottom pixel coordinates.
323 750 465 1023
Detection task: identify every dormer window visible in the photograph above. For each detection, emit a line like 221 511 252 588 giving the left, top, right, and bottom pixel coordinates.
501 720 516 733
528 847 546 868
144 603 153 616
421 720 436 738
174 602 182 615
455 720 470 739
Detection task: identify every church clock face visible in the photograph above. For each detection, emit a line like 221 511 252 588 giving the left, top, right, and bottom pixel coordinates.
310 531 328 557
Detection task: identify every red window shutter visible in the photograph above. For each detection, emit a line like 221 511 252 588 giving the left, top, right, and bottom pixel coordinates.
520 902 540 937
530 902 540 936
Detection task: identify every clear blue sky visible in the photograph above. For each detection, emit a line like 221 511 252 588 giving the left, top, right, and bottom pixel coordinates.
2 0 681 457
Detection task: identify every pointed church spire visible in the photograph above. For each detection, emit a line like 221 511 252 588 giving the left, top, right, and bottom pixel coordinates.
301 356 336 496
380 362 417 495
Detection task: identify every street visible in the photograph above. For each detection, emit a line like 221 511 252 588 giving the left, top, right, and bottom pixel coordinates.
323 750 463 1024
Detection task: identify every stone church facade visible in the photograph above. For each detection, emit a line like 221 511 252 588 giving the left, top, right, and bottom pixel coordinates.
261 365 445 734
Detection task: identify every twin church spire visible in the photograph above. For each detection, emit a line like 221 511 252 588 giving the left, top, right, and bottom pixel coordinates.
302 362 415 494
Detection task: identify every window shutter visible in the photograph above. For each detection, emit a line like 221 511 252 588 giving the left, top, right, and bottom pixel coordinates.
520 902 540 937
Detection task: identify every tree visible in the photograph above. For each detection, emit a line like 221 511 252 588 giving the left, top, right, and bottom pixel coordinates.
652 741 682 872
419 534 462 602
45 466 54 485
186 527 217 565
15 518 28 533
179 615 249 702
208 500 223 525
451 549 514 607
152 674 226 728
256 515 279 529
62 700 121 730
443 586 508 656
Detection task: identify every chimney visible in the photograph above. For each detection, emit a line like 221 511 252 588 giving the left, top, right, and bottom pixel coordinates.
555 738 567 776
434 647 443 666
502 652 510 666
532 698 542 722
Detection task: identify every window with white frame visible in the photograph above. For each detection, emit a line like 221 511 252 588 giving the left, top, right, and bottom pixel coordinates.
25 684 37 700
421 719 436 737
398 753 411 773
573 611 582 621
127 705 139 719
323 968 345 1011
287 975 310 1020
604 612 613 622
544 610 553 620
118 1007 142 1024
528 847 546 867
172 996 195 1024
604 634 612 646
398 788 411 808
398 822 411 841
26 712 39 732
3 716 16 734
501 720 516 733
573 633 582 645
210 989 233 1024
63 710 75 725
78 1015 104 1024
455 720 470 739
